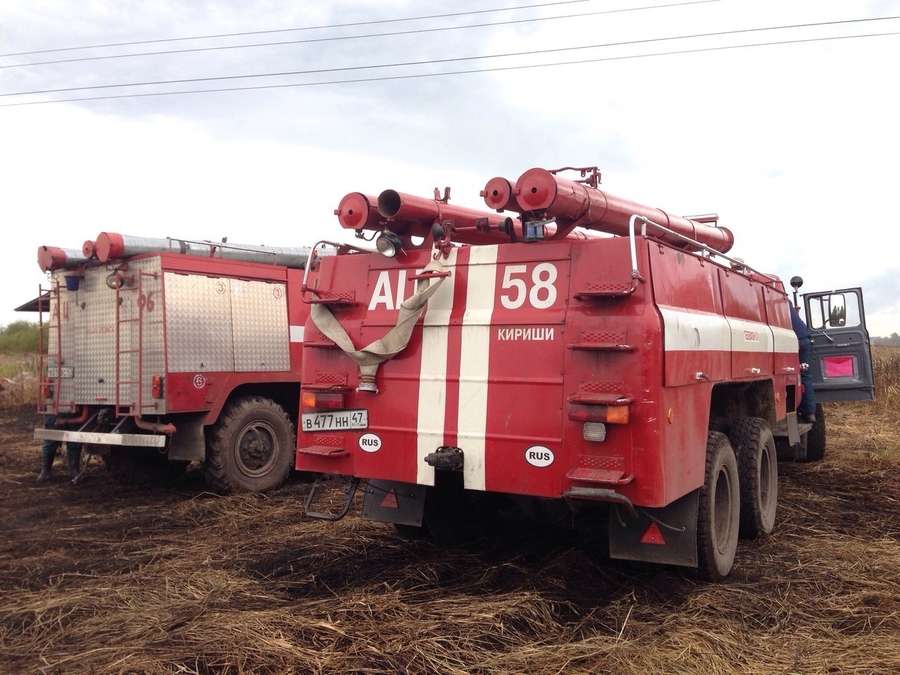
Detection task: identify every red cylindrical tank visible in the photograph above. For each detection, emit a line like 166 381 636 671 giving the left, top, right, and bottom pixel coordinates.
335 186 601 248
375 189 602 244
37 246 89 272
480 176 518 212
504 168 734 253
334 193 382 231
376 189 511 244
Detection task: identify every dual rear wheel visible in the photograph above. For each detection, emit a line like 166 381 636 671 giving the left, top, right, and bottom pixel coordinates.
696 431 740 581
697 418 778 581
729 417 778 539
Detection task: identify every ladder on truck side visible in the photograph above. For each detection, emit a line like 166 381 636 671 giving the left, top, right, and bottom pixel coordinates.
37 281 63 415
113 267 157 418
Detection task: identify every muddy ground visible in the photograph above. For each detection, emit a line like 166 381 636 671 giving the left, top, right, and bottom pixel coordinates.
2 403 899 675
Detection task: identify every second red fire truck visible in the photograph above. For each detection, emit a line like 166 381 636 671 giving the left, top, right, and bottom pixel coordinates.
33 234 324 493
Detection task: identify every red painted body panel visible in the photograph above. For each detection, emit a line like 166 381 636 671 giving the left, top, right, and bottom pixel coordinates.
297 234 801 510
165 371 307 418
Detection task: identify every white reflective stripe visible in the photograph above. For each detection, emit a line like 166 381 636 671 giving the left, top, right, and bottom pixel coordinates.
661 307 796 355
416 333 449 487
457 245 498 491
726 316 774 353
289 325 305 343
659 307 731 352
773 325 799 353
417 248 458 486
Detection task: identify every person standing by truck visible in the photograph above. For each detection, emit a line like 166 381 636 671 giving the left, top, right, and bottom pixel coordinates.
790 304 817 423
37 415 82 483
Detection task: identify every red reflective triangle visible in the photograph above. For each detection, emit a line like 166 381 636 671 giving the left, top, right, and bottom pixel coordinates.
381 489 399 509
640 522 666 546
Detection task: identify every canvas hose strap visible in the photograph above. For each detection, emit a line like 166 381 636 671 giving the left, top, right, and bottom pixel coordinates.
310 257 447 393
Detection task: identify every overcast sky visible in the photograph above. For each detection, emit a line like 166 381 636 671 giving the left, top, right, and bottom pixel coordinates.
1 0 898 335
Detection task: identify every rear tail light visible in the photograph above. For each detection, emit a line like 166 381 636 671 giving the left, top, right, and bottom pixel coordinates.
41 378 54 400
568 402 629 424
301 390 345 411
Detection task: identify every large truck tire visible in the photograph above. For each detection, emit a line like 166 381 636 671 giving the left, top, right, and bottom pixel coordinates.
696 431 740 582
204 396 294 494
729 417 777 539
803 403 827 462
107 447 188 485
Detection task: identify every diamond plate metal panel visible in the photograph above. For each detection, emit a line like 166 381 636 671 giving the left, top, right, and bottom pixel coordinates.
164 272 235 373
74 267 118 406
231 279 290 372
62 259 167 413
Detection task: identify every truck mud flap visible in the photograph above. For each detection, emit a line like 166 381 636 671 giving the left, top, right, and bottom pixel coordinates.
772 411 814 462
608 489 699 569
167 414 206 462
362 480 427 527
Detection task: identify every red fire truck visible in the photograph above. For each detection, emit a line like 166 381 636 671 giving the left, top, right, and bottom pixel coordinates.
296 166 875 580
33 233 321 493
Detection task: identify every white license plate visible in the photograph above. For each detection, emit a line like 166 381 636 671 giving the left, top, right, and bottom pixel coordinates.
47 366 74 378
302 409 368 432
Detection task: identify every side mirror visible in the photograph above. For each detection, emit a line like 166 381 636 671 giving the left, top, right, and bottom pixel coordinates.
828 294 847 327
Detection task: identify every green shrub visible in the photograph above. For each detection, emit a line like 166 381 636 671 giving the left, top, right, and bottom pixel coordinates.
0 321 42 354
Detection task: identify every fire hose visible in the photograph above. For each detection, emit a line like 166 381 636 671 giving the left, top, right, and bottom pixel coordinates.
310 257 447 393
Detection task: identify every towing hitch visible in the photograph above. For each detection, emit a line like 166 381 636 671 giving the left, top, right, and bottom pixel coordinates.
424 446 464 471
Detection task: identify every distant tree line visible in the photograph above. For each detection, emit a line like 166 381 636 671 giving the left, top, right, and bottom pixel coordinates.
0 321 43 354
872 333 900 347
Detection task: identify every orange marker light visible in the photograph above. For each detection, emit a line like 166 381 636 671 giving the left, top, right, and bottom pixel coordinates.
151 374 164 399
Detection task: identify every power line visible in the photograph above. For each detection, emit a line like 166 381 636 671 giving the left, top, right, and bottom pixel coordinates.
0 0 592 58
3 29 895 108
3 15 896 102
0 1 717 70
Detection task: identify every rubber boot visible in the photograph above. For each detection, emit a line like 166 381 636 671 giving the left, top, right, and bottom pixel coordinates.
37 454 54 482
68 451 82 481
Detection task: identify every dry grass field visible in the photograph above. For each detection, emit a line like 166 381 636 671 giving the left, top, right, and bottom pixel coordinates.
1 348 899 674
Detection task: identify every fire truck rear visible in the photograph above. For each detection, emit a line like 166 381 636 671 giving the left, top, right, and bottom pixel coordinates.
296 166 874 580
34 233 316 493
